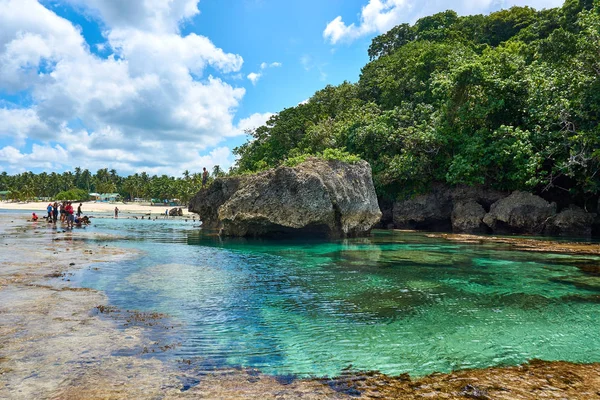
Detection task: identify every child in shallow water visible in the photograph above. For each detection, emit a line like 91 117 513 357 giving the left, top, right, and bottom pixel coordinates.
31 213 38 222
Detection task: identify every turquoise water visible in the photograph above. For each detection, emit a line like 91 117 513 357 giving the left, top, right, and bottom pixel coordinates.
72 217 600 378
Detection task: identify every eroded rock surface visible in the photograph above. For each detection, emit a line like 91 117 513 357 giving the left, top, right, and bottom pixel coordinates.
392 184 507 232
190 159 381 238
188 176 247 229
483 191 557 234
451 201 487 233
546 206 597 236
392 184 453 231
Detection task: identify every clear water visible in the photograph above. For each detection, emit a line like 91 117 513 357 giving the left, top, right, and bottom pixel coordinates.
71 217 600 378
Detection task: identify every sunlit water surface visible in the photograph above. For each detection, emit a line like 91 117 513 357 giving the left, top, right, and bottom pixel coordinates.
69 217 600 377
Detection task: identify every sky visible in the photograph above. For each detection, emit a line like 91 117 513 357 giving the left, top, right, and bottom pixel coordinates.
0 0 565 176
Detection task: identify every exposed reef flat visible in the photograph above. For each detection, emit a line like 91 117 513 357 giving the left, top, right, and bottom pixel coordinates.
426 233 600 255
1 215 599 399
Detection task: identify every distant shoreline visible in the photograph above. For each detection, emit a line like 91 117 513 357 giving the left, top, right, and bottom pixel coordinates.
0 201 192 215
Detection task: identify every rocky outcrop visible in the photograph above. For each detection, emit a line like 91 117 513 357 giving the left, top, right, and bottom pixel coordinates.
451 201 488 233
188 176 247 229
482 191 557 234
392 184 507 232
392 184 453 231
189 159 381 238
169 207 183 217
391 184 597 236
545 206 596 236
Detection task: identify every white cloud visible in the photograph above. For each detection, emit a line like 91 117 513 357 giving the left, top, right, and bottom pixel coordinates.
323 0 565 44
65 0 200 33
236 112 274 133
300 55 312 71
261 61 282 69
0 0 260 175
248 61 282 85
247 72 262 85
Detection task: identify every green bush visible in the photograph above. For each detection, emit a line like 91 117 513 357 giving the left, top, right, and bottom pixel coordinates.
283 148 362 167
55 189 90 201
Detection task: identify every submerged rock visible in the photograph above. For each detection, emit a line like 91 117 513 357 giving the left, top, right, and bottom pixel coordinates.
545 206 597 237
189 159 381 238
483 191 556 234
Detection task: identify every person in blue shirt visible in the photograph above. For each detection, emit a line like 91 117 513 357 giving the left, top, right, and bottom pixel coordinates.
47 203 53 219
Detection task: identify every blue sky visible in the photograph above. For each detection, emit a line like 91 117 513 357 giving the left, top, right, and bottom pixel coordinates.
0 0 564 175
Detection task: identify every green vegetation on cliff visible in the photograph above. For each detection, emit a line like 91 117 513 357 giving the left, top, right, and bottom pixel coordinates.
233 0 600 204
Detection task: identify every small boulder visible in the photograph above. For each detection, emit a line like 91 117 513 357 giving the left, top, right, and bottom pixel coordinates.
483 191 556 234
452 201 487 233
545 206 596 236
169 207 183 217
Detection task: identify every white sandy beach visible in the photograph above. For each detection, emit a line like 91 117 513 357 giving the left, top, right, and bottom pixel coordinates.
0 201 192 215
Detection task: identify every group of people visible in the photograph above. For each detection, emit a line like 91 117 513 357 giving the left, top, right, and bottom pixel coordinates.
32 201 90 228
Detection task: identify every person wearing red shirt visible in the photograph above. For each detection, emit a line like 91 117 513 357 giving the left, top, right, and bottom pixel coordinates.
65 202 75 229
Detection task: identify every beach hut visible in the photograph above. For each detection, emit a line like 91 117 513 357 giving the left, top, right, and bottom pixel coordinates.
0 191 10 201
89 192 101 201
99 193 121 202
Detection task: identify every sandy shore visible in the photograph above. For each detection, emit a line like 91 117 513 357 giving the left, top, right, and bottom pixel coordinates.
0 200 192 215
1 213 599 399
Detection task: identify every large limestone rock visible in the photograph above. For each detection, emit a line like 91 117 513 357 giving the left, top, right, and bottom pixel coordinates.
189 159 381 238
545 206 596 236
451 201 488 233
483 191 557 234
188 176 247 229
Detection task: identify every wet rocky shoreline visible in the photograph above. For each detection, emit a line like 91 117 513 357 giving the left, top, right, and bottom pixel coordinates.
1 213 599 399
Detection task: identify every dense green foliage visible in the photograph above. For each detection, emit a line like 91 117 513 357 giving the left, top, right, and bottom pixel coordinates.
54 189 90 202
234 0 600 204
283 148 362 167
0 167 223 203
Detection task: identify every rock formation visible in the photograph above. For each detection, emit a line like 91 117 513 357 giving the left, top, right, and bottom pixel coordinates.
392 184 506 233
545 206 597 236
169 207 183 217
482 191 557 234
392 184 453 231
451 201 487 233
189 159 381 238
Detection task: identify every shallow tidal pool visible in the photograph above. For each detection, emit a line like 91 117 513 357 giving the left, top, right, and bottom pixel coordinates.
71 217 600 378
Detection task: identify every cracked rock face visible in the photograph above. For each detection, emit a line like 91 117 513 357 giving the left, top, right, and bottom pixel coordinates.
189 159 382 238
483 191 557 234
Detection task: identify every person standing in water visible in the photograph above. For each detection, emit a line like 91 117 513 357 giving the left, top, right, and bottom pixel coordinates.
65 202 75 229
52 202 58 224
77 203 82 217
114 206 119 218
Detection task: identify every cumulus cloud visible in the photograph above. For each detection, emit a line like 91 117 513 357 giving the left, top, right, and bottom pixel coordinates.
64 0 200 33
247 72 262 85
0 0 266 174
323 0 565 44
236 112 275 133
247 61 281 85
